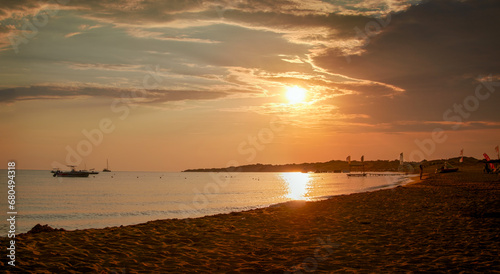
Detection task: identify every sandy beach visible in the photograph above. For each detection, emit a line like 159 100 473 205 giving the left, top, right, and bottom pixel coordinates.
2 171 499 273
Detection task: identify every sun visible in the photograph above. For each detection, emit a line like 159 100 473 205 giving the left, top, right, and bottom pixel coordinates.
286 86 307 104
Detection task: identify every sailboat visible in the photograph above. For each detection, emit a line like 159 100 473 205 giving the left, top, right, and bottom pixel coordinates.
103 159 111 172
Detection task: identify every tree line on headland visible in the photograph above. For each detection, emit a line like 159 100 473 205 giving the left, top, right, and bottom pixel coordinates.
183 157 481 173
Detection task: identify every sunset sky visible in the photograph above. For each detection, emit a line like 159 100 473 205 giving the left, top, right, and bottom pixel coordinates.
1 0 499 171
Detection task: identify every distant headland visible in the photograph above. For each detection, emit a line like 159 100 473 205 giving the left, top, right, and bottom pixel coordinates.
183 157 481 173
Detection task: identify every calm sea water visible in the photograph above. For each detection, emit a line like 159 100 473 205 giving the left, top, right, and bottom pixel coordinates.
0 170 413 235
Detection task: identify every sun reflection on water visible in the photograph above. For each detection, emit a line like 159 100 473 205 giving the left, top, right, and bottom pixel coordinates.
281 172 312 200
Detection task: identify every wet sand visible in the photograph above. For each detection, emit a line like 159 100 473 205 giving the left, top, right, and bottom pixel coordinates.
2 171 499 273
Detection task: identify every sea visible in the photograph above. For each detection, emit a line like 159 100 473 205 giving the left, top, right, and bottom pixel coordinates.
0 170 414 235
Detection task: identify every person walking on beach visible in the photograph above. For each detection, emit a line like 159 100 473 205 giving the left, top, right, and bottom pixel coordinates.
419 164 424 180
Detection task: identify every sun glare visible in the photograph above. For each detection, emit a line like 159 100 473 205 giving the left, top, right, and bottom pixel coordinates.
286 86 307 104
281 172 311 200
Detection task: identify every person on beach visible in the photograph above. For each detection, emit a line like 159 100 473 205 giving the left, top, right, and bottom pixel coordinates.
419 164 423 179
484 163 492 174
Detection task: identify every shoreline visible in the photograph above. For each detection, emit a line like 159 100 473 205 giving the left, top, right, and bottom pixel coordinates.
2 171 499 272
1 171 413 236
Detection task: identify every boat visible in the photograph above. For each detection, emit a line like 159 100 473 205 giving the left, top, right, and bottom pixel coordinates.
53 166 90 177
438 167 459 173
103 159 111 172
347 173 367 177
81 165 99 175
437 162 459 173
88 168 99 175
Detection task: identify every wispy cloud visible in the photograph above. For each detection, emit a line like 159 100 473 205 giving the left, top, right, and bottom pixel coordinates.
126 28 221 43
63 62 144 72
0 84 228 104
64 32 82 38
